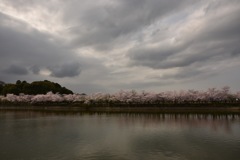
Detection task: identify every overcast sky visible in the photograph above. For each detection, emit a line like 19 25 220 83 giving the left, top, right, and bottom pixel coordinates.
0 0 240 93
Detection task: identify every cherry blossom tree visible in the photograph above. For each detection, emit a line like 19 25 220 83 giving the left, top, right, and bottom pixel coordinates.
1 87 240 105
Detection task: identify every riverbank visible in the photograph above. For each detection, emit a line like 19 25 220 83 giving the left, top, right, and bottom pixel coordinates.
1 105 240 114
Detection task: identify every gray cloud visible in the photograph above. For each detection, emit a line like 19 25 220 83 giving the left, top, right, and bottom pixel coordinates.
128 44 186 69
65 0 196 50
0 10 108 93
48 62 81 78
161 66 215 81
30 65 40 74
1 0 240 93
130 41 240 70
0 13 66 66
128 0 240 71
3 65 28 75
0 11 103 73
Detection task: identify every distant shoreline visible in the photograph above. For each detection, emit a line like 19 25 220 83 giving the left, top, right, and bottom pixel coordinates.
1 105 240 114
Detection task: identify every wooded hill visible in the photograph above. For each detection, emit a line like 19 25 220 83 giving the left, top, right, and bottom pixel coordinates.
0 80 73 95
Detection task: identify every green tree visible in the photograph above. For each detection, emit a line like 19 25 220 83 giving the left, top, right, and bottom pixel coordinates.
2 84 21 95
1 80 73 95
0 85 3 95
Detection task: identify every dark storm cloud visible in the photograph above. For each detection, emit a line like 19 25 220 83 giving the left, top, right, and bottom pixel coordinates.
128 45 186 69
30 65 40 74
0 12 81 68
128 1 240 70
0 12 66 65
66 0 195 50
0 10 107 86
48 62 81 78
199 5 240 42
161 66 215 81
129 40 240 69
3 65 28 75
1 0 240 92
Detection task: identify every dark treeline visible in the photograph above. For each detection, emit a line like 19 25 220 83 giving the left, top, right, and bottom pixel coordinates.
0 80 73 95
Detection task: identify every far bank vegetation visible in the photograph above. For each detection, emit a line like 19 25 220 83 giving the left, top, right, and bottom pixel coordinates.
0 80 240 107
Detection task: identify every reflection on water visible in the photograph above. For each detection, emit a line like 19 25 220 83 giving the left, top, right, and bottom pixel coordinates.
0 111 239 160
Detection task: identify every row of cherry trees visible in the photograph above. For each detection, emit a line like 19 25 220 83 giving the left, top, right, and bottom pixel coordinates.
0 86 240 105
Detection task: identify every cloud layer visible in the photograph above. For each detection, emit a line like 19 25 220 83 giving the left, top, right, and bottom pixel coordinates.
0 0 240 93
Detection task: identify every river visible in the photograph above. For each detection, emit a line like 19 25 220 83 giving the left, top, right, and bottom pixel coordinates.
0 111 239 160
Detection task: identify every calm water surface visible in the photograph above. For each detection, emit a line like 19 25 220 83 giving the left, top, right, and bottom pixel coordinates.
0 111 239 160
